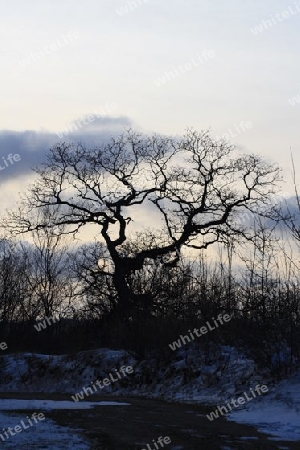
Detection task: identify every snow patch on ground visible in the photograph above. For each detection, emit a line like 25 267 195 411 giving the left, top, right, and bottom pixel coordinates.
228 371 300 442
0 399 130 410
0 412 89 449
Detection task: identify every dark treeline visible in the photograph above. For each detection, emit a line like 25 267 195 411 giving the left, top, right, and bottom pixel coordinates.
0 223 299 378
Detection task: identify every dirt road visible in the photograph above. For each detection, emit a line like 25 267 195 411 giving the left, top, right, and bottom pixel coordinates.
0 393 298 449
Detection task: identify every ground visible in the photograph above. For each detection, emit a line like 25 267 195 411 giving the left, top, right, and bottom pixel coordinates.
0 393 298 449
0 347 300 448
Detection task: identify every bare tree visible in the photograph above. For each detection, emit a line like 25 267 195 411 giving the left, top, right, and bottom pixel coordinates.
4 129 281 313
0 239 24 327
278 151 300 248
71 241 117 319
19 227 74 321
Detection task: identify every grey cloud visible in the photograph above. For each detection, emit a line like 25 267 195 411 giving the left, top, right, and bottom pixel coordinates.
73 116 132 132
0 116 132 185
275 196 300 228
252 196 300 230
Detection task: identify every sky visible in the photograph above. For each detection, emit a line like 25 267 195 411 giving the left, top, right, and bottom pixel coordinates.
1 0 300 238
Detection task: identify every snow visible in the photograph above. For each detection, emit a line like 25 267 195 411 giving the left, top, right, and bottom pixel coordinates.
0 412 89 449
1 345 300 444
0 399 130 410
0 348 136 394
0 399 130 448
228 371 300 442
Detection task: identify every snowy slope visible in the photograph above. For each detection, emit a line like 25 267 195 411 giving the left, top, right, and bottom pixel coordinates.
0 345 300 442
0 412 89 449
228 371 300 441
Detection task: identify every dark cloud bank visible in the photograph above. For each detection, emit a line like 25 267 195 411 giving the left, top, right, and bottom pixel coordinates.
1 117 299 228
0 116 132 185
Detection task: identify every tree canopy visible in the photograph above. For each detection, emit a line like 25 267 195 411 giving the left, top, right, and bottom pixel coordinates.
5 129 281 311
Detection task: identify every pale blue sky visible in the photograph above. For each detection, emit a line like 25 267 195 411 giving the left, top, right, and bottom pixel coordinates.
1 0 300 203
